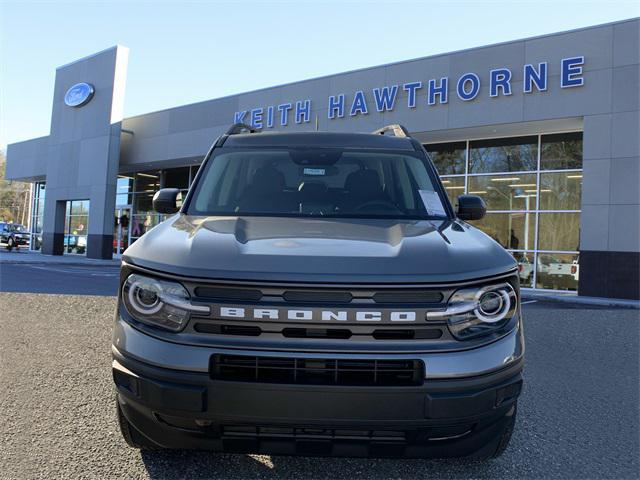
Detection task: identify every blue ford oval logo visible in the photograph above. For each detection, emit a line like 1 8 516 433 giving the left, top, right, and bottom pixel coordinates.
64 82 95 107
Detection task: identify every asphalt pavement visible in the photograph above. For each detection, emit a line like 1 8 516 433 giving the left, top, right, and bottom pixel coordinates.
0 262 120 295
1 288 638 479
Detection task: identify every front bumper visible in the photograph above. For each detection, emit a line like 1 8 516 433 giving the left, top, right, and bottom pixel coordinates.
112 316 524 379
112 318 524 457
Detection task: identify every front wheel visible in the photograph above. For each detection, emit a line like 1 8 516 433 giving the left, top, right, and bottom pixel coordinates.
6 238 14 251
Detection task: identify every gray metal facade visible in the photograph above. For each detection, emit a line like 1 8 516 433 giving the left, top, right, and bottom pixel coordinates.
5 19 639 298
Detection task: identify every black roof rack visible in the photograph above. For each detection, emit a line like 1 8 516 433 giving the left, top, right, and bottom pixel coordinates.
225 123 260 136
371 124 410 138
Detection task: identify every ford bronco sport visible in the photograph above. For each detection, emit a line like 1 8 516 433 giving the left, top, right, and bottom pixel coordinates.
113 124 524 459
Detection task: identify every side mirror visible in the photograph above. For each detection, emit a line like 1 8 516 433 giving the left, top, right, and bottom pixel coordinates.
456 195 486 221
153 188 182 214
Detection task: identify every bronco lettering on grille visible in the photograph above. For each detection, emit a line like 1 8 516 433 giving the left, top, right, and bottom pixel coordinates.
218 307 417 322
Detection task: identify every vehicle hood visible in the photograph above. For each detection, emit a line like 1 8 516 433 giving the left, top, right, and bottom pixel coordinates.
123 215 516 283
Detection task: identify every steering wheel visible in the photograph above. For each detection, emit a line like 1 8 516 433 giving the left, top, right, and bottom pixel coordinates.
354 200 401 213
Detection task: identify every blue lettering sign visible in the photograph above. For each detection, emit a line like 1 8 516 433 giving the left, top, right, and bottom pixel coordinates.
295 100 311 124
490 68 512 97
278 103 292 126
267 106 275 128
232 55 585 126
234 110 247 123
561 56 584 88
328 94 345 119
403 81 422 108
428 77 448 105
250 108 263 128
524 62 548 93
457 73 480 101
350 90 368 116
373 85 398 112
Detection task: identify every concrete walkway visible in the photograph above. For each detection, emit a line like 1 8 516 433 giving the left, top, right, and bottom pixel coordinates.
0 249 120 266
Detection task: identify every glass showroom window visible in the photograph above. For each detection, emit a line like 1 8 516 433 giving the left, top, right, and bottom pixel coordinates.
64 200 89 255
129 170 161 245
128 165 202 241
426 132 582 291
30 182 46 251
116 176 133 207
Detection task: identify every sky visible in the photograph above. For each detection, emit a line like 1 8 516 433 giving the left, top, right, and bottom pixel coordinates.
1 0 638 149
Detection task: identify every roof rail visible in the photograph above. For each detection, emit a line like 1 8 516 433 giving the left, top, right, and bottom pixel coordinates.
225 123 260 136
371 124 410 138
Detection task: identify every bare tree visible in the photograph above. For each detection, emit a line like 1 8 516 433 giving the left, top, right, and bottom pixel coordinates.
0 150 31 225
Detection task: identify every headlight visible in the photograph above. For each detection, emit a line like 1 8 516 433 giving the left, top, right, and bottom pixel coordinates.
122 274 209 331
427 282 517 340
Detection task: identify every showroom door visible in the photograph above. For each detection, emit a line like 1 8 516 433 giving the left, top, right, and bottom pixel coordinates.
113 207 131 257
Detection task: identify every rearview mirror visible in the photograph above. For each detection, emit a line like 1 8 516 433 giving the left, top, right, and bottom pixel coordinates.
456 195 486 221
153 188 182 214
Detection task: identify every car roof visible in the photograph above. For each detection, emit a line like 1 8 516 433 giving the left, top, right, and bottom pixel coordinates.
222 131 418 151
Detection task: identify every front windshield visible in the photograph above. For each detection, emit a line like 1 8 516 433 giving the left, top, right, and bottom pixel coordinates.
187 148 449 220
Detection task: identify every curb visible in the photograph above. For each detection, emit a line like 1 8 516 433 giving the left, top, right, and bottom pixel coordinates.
521 291 640 309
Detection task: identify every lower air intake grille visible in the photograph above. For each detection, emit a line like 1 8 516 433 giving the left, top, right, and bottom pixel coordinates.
211 355 424 386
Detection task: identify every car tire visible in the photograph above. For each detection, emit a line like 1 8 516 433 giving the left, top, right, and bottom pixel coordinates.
116 398 159 450
6 238 14 251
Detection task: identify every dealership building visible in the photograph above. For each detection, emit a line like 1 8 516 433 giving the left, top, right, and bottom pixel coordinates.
5 18 639 299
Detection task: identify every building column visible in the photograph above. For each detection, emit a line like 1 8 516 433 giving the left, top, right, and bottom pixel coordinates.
41 199 66 255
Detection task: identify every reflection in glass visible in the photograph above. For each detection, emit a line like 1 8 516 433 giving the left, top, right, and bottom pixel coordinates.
541 132 582 170
117 176 133 193
512 251 535 288
63 200 90 255
32 234 42 251
190 165 202 185
164 167 190 189
33 215 43 233
116 176 134 206
472 212 535 250
538 213 580 251
68 200 89 215
30 182 46 251
130 214 160 239
469 136 538 173
536 253 579 291
68 216 88 235
133 193 154 215
426 142 466 175
441 176 465 205
539 172 582 210
134 171 161 193
468 174 537 211
64 235 87 255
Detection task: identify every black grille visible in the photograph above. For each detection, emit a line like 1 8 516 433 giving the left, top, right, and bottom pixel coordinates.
194 323 261 336
194 286 263 301
372 291 443 304
372 328 443 340
191 283 445 306
283 290 353 303
211 354 424 386
282 328 352 339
